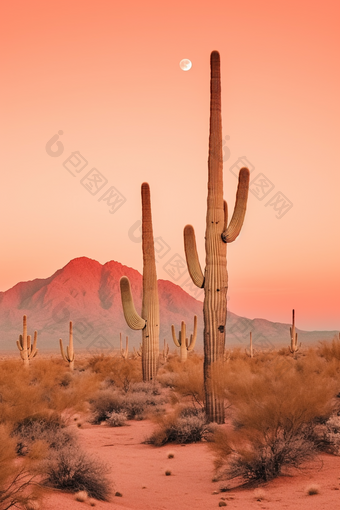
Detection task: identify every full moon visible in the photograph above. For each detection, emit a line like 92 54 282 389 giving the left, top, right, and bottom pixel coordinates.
179 59 192 71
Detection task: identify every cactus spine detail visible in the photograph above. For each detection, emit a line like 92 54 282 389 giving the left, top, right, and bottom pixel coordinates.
171 315 197 362
289 309 300 354
16 315 38 367
183 51 250 423
120 183 160 381
120 333 129 359
59 321 75 370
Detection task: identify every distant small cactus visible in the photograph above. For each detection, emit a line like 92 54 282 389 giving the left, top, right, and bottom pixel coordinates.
16 315 38 367
59 321 75 370
171 316 197 362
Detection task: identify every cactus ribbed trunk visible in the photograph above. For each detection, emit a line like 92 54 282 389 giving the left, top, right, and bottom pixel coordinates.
183 52 250 423
120 183 160 382
22 315 29 368
141 183 160 380
204 51 227 423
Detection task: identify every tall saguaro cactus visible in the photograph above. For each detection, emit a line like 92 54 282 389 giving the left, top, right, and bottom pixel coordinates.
16 315 38 367
171 315 197 362
59 321 75 370
183 51 250 423
120 183 160 381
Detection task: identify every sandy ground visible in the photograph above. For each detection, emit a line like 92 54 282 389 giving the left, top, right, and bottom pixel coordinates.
41 418 340 510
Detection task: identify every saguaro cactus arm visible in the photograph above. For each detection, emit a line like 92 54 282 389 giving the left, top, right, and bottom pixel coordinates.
120 277 146 330
28 332 38 359
171 324 181 347
184 225 205 288
187 315 197 351
222 167 250 243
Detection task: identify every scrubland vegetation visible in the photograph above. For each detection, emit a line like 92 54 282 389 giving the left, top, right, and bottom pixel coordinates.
1 338 340 507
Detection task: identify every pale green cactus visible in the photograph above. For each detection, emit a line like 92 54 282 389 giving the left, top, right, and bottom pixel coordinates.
120 183 160 381
59 321 75 370
171 315 197 362
16 315 38 367
183 51 250 423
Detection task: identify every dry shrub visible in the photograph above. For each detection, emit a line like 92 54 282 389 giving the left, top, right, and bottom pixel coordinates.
0 425 43 510
13 413 76 456
106 412 128 427
318 337 340 362
157 354 204 409
87 356 142 390
44 446 111 501
90 387 164 423
90 390 124 423
145 406 212 446
0 359 98 427
211 357 337 486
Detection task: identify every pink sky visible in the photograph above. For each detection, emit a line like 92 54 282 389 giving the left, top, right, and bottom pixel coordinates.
0 0 339 330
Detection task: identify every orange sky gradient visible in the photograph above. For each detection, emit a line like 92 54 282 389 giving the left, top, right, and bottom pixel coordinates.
0 0 339 330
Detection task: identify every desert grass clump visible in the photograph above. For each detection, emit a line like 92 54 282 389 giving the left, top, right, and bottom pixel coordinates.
305 484 320 495
44 446 111 501
167 452 175 459
90 385 165 423
106 411 128 427
90 390 124 424
87 355 142 390
14 413 75 455
211 357 337 487
165 469 172 476
146 406 212 446
318 336 340 362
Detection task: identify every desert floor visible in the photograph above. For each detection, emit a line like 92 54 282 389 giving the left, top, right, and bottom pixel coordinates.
41 418 340 510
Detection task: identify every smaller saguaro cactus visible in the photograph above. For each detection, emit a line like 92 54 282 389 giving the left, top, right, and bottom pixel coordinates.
171 315 197 362
162 339 170 363
16 315 38 367
120 333 129 359
59 321 75 370
245 331 255 358
289 309 301 354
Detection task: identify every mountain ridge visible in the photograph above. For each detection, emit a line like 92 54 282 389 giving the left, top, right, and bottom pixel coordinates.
0 257 337 353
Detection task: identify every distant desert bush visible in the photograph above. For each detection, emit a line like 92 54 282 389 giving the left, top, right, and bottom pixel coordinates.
0 359 98 427
90 385 165 423
157 354 205 410
106 411 128 427
43 446 111 501
87 355 142 391
145 406 212 446
211 357 337 486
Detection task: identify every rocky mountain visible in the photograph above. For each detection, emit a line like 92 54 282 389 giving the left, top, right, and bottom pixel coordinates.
0 257 337 354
